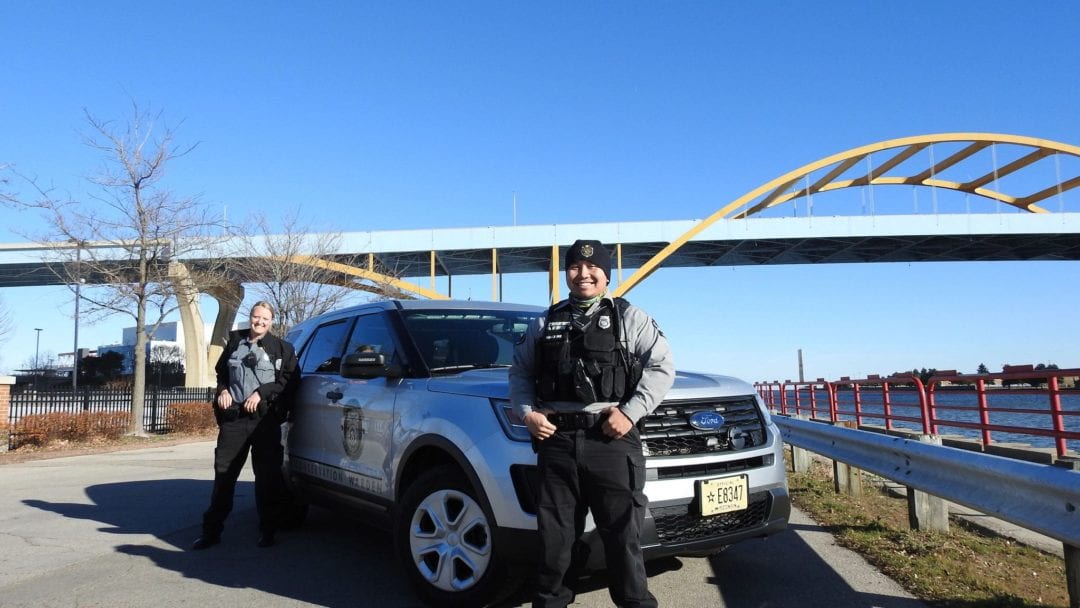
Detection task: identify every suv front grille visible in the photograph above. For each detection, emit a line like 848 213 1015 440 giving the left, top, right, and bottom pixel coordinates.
651 492 771 544
641 397 766 458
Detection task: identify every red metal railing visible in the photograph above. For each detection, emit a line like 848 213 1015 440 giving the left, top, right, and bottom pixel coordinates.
756 365 1080 458
829 374 932 435
761 378 834 420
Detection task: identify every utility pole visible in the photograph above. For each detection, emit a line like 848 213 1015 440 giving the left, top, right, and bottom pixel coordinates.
34 327 43 389
73 242 83 390
798 348 804 383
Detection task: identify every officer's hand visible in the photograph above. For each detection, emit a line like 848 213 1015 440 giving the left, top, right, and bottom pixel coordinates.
216 391 233 409
524 410 556 440
602 406 633 439
243 392 261 413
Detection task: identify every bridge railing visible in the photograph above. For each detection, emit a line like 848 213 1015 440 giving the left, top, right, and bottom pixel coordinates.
757 366 1080 459
925 366 1078 458
759 378 834 420
829 374 932 435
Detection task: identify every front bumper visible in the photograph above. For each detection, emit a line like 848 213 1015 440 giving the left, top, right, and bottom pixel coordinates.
496 485 790 568
642 486 790 559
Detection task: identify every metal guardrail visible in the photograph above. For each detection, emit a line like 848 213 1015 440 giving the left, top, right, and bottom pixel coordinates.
773 415 1080 548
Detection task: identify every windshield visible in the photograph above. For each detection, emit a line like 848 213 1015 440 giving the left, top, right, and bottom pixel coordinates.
399 309 541 372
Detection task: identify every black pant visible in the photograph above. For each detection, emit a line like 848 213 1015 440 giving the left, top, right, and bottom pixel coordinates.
533 426 657 608
202 412 287 537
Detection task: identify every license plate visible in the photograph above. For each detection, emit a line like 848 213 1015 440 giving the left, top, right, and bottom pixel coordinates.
698 475 748 516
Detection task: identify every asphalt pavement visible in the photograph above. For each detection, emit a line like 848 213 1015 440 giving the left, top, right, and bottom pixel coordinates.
0 440 925 608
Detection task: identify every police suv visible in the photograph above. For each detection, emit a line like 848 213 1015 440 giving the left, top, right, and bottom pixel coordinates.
282 299 789 607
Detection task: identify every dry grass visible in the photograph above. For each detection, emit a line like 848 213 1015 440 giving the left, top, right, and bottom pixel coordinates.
789 458 1070 607
11 411 129 448
0 402 217 464
165 401 217 433
5 402 216 452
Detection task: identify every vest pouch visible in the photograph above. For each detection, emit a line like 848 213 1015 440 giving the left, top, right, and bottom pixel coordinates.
582 330 616 352
600 365 614 399
537 377 557 400
557 359 577 401
628 356 643 388
573 358 599 403
611 365 626 400
583 358 614 400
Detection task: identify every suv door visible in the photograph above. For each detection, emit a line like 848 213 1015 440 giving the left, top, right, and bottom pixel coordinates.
291 310 404 501
335 310 403 499
292 317 353 471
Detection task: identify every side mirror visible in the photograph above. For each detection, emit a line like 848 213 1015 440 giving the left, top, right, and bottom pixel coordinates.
340 351 404 379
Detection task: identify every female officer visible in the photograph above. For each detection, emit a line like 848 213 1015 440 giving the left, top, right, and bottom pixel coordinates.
192 300 298 550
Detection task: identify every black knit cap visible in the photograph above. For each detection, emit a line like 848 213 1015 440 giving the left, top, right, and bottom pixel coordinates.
564 239 612 279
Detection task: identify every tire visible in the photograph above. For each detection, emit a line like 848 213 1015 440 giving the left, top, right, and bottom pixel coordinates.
395 465 517 607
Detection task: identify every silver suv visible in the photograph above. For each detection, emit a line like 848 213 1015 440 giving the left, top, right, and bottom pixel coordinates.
282 299 789 607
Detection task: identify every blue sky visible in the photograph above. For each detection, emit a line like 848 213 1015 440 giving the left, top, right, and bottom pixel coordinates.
1 2 1079 382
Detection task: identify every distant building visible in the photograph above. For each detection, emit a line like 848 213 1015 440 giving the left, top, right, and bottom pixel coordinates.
94 321 213 375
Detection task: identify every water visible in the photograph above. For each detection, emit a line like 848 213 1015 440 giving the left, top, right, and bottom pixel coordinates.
771 388 1080 455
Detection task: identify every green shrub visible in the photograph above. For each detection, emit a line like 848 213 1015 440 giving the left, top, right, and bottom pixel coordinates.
166 401 216 433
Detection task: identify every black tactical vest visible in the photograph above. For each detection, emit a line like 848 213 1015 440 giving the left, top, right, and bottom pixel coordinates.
535 298 642 403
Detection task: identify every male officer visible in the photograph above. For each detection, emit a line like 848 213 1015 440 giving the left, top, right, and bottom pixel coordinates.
192 301 298 550
510 239 675 608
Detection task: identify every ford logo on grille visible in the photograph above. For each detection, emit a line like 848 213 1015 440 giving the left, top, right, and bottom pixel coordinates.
688 411 725 431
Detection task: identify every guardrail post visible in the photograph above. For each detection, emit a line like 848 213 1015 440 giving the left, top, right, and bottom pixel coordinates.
790 442 812 473
906 434 949 533
1054 457 1080 608
1065 544 1079 608
788 415 812 473
832 421 863 497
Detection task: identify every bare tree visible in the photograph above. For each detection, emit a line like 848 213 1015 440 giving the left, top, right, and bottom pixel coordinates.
0 172 17 344
2 102 220 436
150 343 185 365
148 343 185 387
221 210 369 335
20 351 58 373
0 295 13 344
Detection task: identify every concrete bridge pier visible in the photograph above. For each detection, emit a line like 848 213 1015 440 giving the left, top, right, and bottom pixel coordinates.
168 263 213 387
168 262 245 388
205 283 245 385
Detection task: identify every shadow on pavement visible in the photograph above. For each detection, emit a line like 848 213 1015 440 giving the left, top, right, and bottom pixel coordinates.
21 479 924 607
24 478 427 607
710 523 925 608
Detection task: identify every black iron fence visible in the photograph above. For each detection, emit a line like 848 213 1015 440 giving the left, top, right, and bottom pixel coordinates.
6 386 215 450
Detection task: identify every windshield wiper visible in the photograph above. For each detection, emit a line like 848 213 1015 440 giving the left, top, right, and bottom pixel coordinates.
428 363 510 373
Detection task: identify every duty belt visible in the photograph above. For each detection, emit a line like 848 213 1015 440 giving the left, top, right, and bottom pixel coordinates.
548 411 604 431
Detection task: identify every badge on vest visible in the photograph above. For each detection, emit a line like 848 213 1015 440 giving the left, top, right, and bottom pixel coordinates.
598 315 611 330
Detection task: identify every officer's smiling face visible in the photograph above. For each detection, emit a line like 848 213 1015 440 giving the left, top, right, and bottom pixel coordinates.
249 305 273 340
567 261 608 299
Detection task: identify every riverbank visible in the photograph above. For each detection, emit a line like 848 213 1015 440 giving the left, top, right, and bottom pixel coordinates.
790 457 1070 607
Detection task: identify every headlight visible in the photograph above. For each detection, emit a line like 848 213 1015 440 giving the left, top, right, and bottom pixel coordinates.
756 395 774 424
491 398 531 442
